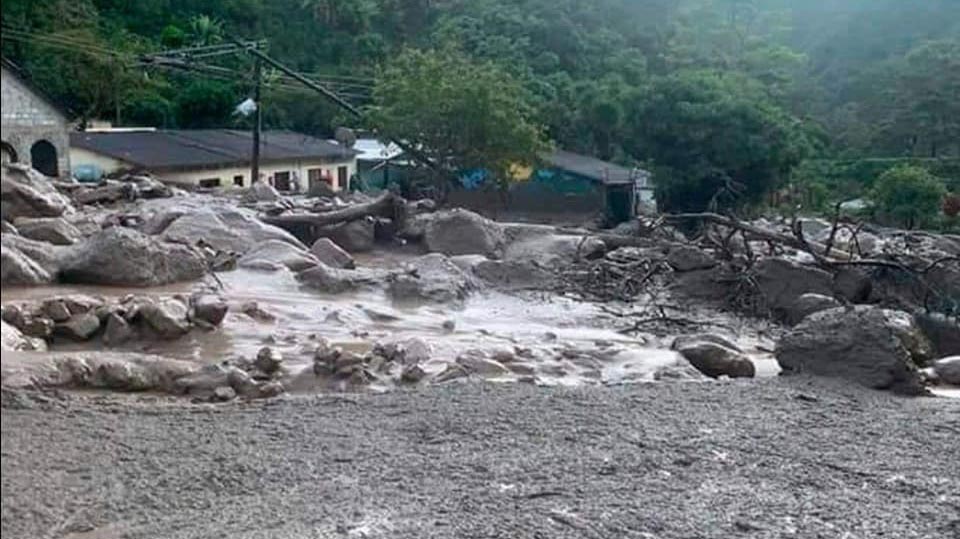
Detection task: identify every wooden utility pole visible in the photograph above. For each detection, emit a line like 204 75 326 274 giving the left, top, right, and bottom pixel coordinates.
251 57 262 184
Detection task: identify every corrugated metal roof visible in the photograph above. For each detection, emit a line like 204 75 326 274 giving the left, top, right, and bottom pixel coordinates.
70 129 357 171
542 150 649 186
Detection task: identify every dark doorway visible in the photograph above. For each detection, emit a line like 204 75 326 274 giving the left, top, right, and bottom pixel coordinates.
604 184 634 225
30 140 58 177
1 141 17 164
337 166 349 190
274 171 292 191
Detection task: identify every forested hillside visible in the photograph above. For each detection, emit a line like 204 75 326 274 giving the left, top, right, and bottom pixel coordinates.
2 0 958 217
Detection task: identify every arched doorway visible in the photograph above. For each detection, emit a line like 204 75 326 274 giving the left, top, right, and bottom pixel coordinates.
1 141 17 164
30 140 58 177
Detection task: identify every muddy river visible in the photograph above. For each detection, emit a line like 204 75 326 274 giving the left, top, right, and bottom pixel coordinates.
3 251 787 392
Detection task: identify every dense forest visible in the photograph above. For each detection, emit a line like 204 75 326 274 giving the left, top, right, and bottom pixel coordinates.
2 0 959 222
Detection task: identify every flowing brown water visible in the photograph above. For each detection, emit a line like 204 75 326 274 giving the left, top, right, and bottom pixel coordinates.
4 256 785 390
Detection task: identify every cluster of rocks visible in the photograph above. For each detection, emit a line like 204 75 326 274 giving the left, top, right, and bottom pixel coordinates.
0 347 286 402
0 293 228 349
303 337 435 390
171 347 286 402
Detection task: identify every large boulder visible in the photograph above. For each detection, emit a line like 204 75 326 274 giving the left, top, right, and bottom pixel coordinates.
504 234 606 264
914 313 960 357
1 246 53 285
242 181 282 203
424 209 505 258
1 163 73 221
60 227 207 286
298 264 388 294
309 238 356 269
783 293 842 326
238 240 319 272
14 217 83 245
2 234 65 275
752 258 834 315
387 254 476 303
316 219 375 253
472 259 556 291
668 267 732 302
153 204 304 254
776 306 933 394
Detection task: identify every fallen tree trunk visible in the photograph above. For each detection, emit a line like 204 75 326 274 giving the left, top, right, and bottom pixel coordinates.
260 192 404 228
664 213 851 261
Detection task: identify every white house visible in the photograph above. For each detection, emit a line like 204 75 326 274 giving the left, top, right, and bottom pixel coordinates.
70 128 358 193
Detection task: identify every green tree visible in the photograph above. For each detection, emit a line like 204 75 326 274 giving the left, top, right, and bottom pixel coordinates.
871 165 947 229
176 80 237 128
368 47 548 185
881 40 960 158
627 70 811 213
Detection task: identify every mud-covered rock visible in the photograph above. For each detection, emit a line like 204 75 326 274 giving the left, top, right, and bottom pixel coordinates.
316 218 375 253
242 181 282 203
139 299 190 338
472 259 555 291
298 264 387 294
55 313 101 341
212 386 237 402
1 234 64 276
833 267 872 303
192 295 229 327
914 313 960 357
387 254 475 303
240 301 276 322
424 209 505 258
784 293 842 326
776 306 932 394
668 267 732 301
675 340 755 379
666 245 718 272
456 350 511 376
933 356 960 385
671 334 743 353
13 217 82 245
60 227 206 286
254 347 284 376
239 240 319 272
155 204 304 254
19 316 54 339
504 234 606 264
309 237 355 269
1 163 73 221
1 246 53 285
102 313 133 346
752 258 834 315
1 320 46 351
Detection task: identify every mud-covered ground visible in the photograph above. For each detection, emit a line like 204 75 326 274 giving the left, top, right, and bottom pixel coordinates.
3 377 958 539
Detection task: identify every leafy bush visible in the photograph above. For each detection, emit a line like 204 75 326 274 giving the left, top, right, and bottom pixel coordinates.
870 165 946 229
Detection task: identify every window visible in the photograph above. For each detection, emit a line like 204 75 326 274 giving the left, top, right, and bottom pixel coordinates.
273 171 291 191
337 166 349 190
233 175 244 187
198 178 221 188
